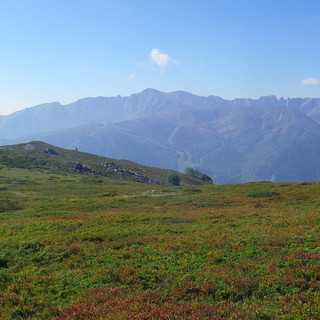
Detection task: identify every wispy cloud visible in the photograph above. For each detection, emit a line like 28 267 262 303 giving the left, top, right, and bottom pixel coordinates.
150 48 177 69
124 73 137 82
301 77 320 87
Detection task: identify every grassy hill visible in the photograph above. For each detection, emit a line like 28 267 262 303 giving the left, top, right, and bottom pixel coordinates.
0 141 204 186
0 145 319 319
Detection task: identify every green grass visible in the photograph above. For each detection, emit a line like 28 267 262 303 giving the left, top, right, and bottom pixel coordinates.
0 161 319 318
0 141 204 186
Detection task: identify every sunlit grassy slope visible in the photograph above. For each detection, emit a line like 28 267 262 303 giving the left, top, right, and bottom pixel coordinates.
0 143 319 319
0 141 203 186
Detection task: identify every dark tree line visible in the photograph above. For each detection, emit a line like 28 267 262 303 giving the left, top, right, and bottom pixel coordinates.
166 168 213 186
167 173 181 186
185 167 213 184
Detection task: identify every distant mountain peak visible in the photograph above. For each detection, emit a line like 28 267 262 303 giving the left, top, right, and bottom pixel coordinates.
140 88 161 94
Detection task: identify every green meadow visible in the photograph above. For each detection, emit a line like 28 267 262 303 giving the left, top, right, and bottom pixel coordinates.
0 153 319 319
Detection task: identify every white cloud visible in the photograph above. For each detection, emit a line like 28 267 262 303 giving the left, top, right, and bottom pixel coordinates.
124 73 137 82
301 77 320 87
150 48 177 69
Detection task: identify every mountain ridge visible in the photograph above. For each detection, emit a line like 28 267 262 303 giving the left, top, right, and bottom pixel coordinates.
1 89 320 184
2 89 320 139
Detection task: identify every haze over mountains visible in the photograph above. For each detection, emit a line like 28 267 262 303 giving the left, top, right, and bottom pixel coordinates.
1 88 320 184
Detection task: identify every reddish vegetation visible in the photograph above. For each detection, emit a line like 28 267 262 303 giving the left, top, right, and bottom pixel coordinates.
52 287 252 320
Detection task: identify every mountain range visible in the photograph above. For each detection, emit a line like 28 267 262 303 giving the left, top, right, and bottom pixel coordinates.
1 88 320 184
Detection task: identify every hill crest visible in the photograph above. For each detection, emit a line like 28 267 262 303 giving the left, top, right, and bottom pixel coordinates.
0 141 205 186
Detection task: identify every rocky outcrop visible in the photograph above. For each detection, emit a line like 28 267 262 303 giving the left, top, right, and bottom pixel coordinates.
63 161 162 184
99 162 162 184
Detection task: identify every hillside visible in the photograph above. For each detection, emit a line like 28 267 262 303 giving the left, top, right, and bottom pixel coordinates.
0 141 204 186
0 159 318 319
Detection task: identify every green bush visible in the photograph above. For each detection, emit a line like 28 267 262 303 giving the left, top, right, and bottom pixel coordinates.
185 168 213 184
199 173 213 184
167 173 180 186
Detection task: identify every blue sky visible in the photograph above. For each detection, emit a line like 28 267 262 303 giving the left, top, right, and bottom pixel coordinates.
1 0 320 115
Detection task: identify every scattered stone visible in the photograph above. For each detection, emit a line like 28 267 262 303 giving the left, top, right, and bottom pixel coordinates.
74 163 100 175
62 161 162 184
99 162 162 184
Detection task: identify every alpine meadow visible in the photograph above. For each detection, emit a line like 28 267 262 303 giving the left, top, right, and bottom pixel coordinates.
0 142 319 319
1 1 320 319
